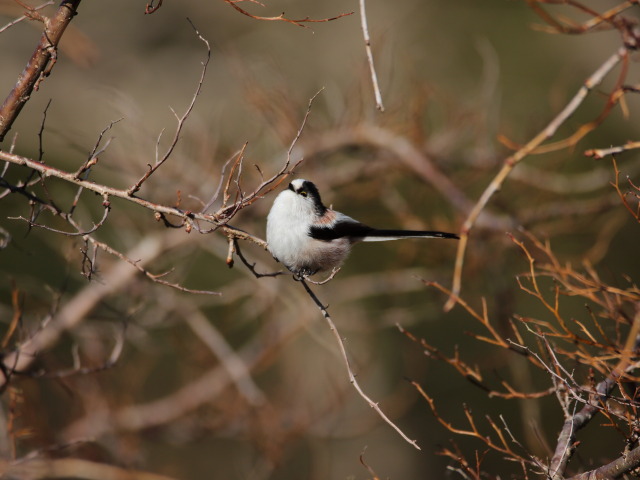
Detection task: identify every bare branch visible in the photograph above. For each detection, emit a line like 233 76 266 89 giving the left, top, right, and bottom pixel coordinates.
26 324 126 379
611 157 640 223
359 447 382 480
127 19 210 196
565 443 640 480
223 1 353 28
232 239 284 278
585 140 640 159
0 0 82 141
0 232 191 392
144 0 163 14
445 45 628 311
0 149 267 247
358 0 384 111
87 235 221 295
298 278 421 450
0 1 54 34
9 194 111 236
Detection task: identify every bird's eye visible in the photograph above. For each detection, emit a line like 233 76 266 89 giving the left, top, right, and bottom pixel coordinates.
299 191 307 197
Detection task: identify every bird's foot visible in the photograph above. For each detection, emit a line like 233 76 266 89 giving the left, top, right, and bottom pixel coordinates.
292 266 318 281
307 267 341 285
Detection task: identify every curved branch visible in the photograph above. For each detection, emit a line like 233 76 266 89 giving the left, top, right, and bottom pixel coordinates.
127 19 210 196
565 444 640 480
444 46 628 311
223 1 353 28
0 232 189 392
299 278 421 450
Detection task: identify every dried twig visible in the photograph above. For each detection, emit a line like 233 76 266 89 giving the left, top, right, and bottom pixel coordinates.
0 0 82 141
27 324 126 379
359 447 382 480
610 157 640 223
564 443 640 480
0 232 190 392
411 227 640 477
0 1 54 34
0 148 266 247
232 239 284 278
298 278 421 450
223 1 353 28
529 0 639 35
358 0 384 111
144 0 163 14
410 380 533 465
585 140 640 159
127 19 210 196
87 235 221 295
445 46 628 311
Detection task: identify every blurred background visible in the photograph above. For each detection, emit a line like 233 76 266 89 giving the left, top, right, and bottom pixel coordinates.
0 0 639 478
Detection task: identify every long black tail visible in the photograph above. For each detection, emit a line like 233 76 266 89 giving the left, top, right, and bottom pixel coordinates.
361 229 459 242
310 220 459 242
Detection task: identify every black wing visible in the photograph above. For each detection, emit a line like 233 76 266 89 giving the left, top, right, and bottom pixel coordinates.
309 220 374 242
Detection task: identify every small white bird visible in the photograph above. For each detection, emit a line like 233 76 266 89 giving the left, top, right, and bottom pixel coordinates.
266 179 459 277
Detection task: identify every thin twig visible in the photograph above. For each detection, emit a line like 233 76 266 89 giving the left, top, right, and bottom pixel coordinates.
358 0 384 111
585 140 640 159
127 19 210 196
0 233 190 392
444 46 628 311
0 149 267 247
564 443 640 480
233 239 284 278
299 279 421 450
9 194 111 237
144 0 163 14
88 236 221 295
0 1 55 34
223 1 353 28
359 447 382 480
0 0 82 141
202 147 246 213
26 324 126 379
216 87 325 218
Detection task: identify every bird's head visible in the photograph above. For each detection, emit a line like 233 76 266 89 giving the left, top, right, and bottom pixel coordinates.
283 179 327 217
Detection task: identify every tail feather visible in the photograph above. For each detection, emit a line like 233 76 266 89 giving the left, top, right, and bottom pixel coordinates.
309 219 459 242
361 229 459 242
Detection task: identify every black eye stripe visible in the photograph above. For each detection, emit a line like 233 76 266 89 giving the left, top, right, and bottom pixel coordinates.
285 180 327 215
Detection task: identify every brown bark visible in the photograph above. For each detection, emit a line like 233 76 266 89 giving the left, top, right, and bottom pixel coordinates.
0 0 82 142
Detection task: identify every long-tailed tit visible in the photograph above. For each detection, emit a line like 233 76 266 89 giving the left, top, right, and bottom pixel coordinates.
266 179 459 277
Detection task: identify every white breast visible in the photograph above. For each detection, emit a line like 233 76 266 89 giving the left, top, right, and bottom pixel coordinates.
266 189 313 269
